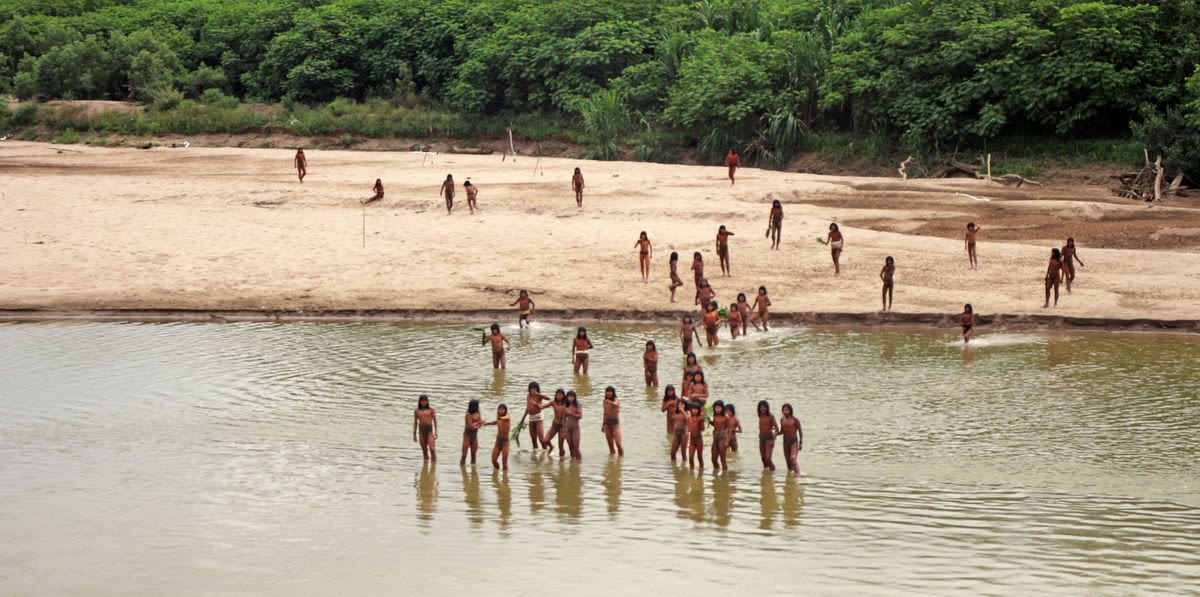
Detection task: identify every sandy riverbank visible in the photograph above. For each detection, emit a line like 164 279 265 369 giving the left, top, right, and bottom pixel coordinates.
2 141 1199 326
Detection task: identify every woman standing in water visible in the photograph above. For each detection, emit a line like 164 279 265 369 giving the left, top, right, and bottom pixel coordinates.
1062 237 1084 293
727 403 742 453
460 399 484 466
670 400 689 462
635 231 653 283
482 403 510 470
827 223 844 275
542 389 568 457
1044 248 1064 308
602 386 623 457
757 400 778 471
768 200 783 250
643 340 659 387
779 404 803 474
680 317 701 356
571 327 593 375
661 385 680 433
413 394 438 462
711 401 730 471
687 401 706 470
563 391 583 460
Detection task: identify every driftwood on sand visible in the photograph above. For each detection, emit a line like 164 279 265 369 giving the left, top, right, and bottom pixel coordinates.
1112 149 1189 202
922 157 1043 187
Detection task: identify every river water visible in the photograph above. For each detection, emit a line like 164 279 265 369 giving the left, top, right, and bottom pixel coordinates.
1 321 1198 595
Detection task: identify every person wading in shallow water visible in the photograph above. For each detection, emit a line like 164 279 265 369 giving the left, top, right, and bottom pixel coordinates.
413 394 438 461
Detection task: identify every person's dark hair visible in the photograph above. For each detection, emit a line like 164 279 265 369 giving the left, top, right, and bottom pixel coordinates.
375 178 382 185
689 401 702 413
719 225 726 232
967 222 976 229
1067 236 1075 244
738 292 747 301
497 403 508 416
886 256 894 265
464 180 472 187
519 289 528 296
640 230 648 239
686 352 698 366
564 391 578 407
467 399 479 414
782 403 794 417
297 148 304 152
646 340 656 351
964 303 973 313
574 167 581 173
663 385 677 401
577 327 588 339
1051 247 1062 260
830 222 839 232
528 381 541 392
772 199 781 208
757 400 770 415
759 285 768 294
693 371 706 385
417 394 430 409
446 174 453 179
693 251 702 260
490 323 500 332
605 386 617 400
554 388 566 402
706 301 716 311
726 403 736 417
712 400 725 415
670 251 679 263
675 400 687 414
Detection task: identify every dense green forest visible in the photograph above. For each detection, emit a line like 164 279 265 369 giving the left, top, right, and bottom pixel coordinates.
1 0 1198 177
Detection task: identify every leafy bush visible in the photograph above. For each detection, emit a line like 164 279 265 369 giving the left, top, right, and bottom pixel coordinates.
146 86 184 110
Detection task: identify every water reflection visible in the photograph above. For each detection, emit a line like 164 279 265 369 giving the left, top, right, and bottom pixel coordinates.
416 463 438 527
528 468 548 514
461 466 483 527
489 369 507 398
551 461 582 520
603 458 621 516
962 345 976 366
781 478 804 528
1046 336 1073 369
674 467 705 522
882 334 897 365
573 374 593 397
492 471 512 531
712 471 736 527
759 471 779 530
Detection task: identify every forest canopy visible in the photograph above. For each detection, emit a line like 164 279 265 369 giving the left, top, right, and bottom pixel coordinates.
1 0 1198 171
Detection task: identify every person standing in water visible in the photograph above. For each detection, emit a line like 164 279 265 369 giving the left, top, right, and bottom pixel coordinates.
965 223 981 269
880 256 895 311
439 174 455 214
294 148 307 182
960 304 976 343
601 386 623 457
661 385 680 434
725 149 740 185
757 400 778 471
363 178 384 205
524 382 553 451
563 391 582 460
737 293 753 335
680 317 701 356
751 286 772 331
716 225 735 276
511 290 535 328
728 301 743 339
688 371 709 406
670 400 689 462
681 353 702 397
1062 237 1084 293
711 400 730 471
571 327 594 375
643 340 659 387
482 403 510 470
413 394 438 462
668 252 685 302
768 200 783 249
1044 248 1064 308
827 223 844 275
572 167 585 207
464 180 478 214
687 401 706 470
727 403 742 453
702 301 721 347
635 231 653 284
542 389 568 457
779 404 803 474
460 400 484 466
482 323 511 369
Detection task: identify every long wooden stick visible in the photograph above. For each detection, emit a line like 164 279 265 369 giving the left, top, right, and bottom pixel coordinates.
361 204 366 248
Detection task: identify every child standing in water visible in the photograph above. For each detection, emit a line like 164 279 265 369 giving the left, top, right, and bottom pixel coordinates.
482 404 510 470
689 371 709 406
779 404 803 474
294 149 307 182
661 385 679 433
571 327 593 375
511 290 535 328
768 200 783 250
960 304 976 343
602 386 623 456
439 174 455 214
524 382 553 451
751 286 772 331
880 256 895 311
643 340 659 387
966 223 981 269
711 400 730 471
702 301 721 347
726 149 740 185
737 293 754 334
827 223 844 275
680 317 701 355
635 231 653 283
413 395 439 461
716 225 735 276
757 400 778 471
460 399 484 466
670 400 689 462
542 389 567 457
727 403 742 453
1062 237 1084 293
728 301 742 339
482 323 511 369
572 167 585 207
682 353 702 397
563 391 582 459
1044 248 1064 308
687 401 706 469
695 278 716 314
464 180 478 214
363 178 384 205
691 252 705 290
668 252 685 302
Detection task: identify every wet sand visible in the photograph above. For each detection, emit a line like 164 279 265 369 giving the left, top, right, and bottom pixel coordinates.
2 141 1199 327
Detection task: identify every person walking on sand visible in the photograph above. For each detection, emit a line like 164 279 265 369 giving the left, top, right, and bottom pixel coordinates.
827 223 844 275
668 252 685 302
362 179 384 205
966 223 981 269
572 167 585 207
716 225 735 276
602 386 623 457
880 256 895 311
726 149 740 185
960 304 976 343
1062 237 1084 293
1044 248 1064 308
572 327 593 375
294 149 307 182
413 394 438 462
464 180 478 214
460 399 484 466
482 323 511 369
757 400 778 472
635 231 653 283
439 174 455 214
768 200 783 249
